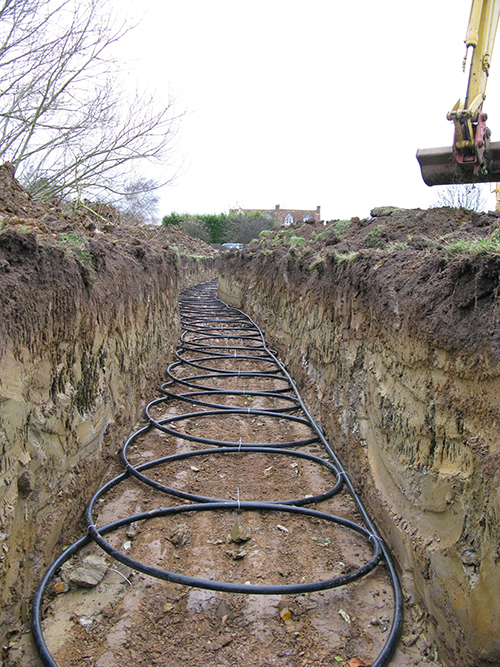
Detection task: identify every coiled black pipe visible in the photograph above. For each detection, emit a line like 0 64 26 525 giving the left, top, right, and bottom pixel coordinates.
212 285 404 667
31 279 403 667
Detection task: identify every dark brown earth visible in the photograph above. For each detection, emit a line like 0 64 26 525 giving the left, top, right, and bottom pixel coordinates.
2 158 498 364
226 205 500 364
3 162 498 666
0 160 217 278
0 161 217 360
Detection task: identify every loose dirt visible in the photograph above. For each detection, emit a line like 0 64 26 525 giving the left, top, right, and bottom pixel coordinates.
228 205 500 361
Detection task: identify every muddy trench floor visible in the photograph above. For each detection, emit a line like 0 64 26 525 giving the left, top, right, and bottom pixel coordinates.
9 286 441 667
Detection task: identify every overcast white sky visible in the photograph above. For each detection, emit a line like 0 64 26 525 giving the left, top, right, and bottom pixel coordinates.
117 0 500 220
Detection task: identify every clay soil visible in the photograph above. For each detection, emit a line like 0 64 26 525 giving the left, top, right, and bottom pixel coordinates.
10 307 439 667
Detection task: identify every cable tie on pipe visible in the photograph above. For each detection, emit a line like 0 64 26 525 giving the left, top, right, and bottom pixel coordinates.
368 533 383 546
237 487 240 510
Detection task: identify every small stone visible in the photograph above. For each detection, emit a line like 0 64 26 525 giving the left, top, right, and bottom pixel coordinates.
17 471 34 498
403 632 420 647
338 609 351 624
229 518 252 543
50 580 69 596
69 555 108 588
169 523 190 547
226 548 247 560
205 641 220 652
126 522 138 538
445 490 454 504
280 608 292 622
215 600 233 620
78 616 95 634
78 616 94 633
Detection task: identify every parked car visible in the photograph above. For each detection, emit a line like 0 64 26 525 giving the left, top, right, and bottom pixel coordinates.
221 242 244 250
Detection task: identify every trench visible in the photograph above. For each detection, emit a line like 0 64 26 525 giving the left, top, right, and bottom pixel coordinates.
28 280 411 667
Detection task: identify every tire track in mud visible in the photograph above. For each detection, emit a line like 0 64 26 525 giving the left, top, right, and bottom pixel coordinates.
29 279 405 667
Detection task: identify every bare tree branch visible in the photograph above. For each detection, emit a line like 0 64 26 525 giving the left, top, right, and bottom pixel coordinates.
432 184 487 211
0 0 181 202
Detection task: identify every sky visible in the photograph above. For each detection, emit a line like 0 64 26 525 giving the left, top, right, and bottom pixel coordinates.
115 0 500 220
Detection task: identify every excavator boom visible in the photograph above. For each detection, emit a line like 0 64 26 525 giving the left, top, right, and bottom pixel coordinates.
417 0 500 185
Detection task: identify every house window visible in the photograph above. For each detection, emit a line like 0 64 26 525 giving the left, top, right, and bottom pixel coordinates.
284 213 293 227
303 213 312 222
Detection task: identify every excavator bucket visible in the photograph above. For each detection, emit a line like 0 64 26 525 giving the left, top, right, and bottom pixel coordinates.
417 141 500 186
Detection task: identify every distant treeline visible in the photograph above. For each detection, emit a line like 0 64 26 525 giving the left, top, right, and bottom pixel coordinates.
162 211 274 245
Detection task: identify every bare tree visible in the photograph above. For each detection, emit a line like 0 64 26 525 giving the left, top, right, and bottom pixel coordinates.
224 211 274 244
0 0 181 201
180 217 212 244
119 178 160 225
433 183 487 211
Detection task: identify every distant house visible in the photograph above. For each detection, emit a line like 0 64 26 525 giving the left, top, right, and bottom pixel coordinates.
229 205 321 227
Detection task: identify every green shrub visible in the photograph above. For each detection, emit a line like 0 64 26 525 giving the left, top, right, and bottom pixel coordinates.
167 244 181 267
289 235 306 247
162 212 183 227
259 229 274 245
311 228 330 242
443 236 500 257
308 256 325 272
385 241 408 253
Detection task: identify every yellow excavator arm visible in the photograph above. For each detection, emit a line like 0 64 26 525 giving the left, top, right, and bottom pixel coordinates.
417 0 500 185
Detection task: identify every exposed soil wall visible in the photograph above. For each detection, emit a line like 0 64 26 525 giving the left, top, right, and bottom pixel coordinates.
0 164 217 645
218 208 500 667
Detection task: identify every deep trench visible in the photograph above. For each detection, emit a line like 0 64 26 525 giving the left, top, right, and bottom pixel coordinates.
30 280 407 667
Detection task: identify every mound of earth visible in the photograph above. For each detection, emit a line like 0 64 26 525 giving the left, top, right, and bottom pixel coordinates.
232 205 500 362
0 162 217 258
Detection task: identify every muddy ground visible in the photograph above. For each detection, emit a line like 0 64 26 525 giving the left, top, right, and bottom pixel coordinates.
8 294 440 667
